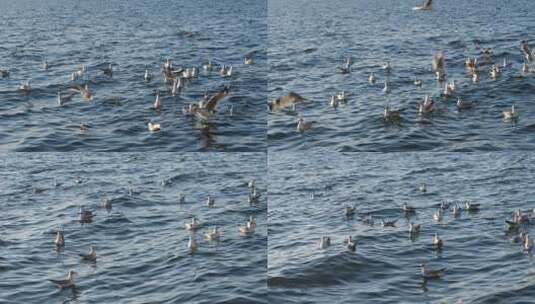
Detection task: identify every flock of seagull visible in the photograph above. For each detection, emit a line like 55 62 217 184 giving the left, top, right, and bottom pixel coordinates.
0 52 257 133
314 183 535 282
268 34 534 133
47 177 262 290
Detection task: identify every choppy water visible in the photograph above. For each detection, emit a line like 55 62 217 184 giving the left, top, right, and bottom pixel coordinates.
268 0 535 152
268 152 535 303
0 0 267 152
0 153 267 303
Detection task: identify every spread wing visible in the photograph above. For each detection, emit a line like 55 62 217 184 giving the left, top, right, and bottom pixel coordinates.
204 87 230 112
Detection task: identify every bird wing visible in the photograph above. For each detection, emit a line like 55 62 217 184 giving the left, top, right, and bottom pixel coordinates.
204 87 230 112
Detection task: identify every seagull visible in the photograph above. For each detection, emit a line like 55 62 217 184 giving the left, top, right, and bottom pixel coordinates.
153 91 162 109
19 79 31 93
206 195 215 207
148 122 161 132
409 222 421 234
490 65 501 79
345 205 356 216
521 40 533 62
382 61 392 73
369 73 377 84
80 246 97 262
336 56 352 74
54 230 65 248
432 51 446 81
456 98 473 111
238 220 255 234
248 179 255 188
505 219 520 232
244 54 254 65
220 65 233 77
419 95 436 114
185 217 199 231
57 90 76 106
419 183 427 193
190 87 230 121
382 81 390 94
49 270 77 289
329 95 339 109
100 64 113 78
414 79 423 87
188 235 198 253
71 84 93 101
420 263 446 279
502 105 519 121
433 233 443 249
433 209 443 222
319 236 331 249
297 117 313 133
79 206 94 223
381 218 398 227
524 234 534 252
205 227 221 241
144 69 152 82
413 0 432 11
346 236 356 252
101 196 112 211
268 92 308 111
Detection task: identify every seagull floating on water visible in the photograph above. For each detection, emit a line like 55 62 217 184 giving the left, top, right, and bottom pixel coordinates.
188 235 198 253
521 40 533 62
409 222 421 234
346 236 356 252
297 117 313 133
185 217 199 231
381 218 398 227
319 236 331 249
148 121 161 132
19 79 31 93
420 263 446 279
80 246 97 262
336 57 352 74
206 195 215 207
329 95 339 109
433 233 443 250
49 270 77 289
100 64 113 78
502 105 519 121
205 227 221 241
369 73 377 84
55 230 65 248
433 209 443 222
413 0 432 11
268 92 307 111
